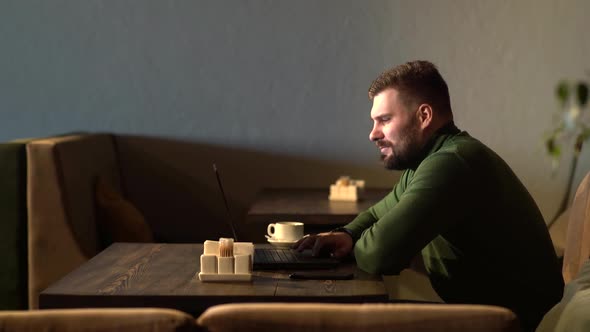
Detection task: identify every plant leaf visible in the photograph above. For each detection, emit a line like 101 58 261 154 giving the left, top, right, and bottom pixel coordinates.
577 82 589 107
545 137 561 157
556 81 570 108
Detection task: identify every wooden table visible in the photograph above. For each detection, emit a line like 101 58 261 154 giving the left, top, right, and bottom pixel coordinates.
245 188 390 239
40 243 388 315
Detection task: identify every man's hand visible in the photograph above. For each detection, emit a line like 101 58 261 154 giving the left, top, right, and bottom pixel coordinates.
293 232 353 258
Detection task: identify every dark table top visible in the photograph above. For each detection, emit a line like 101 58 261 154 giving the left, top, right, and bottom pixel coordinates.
40 243 388 315
246 188 390 225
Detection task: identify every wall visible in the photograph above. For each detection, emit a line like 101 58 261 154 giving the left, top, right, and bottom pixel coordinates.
1 0 589 222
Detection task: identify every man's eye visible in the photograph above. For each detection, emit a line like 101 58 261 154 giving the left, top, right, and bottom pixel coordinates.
380 117 391 123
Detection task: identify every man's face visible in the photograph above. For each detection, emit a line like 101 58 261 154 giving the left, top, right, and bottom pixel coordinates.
369 88 424 170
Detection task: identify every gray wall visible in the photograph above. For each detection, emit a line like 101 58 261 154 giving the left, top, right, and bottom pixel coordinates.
1 0 589 222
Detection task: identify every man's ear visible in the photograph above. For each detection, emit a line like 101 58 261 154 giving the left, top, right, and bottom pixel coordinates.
417 104 433 129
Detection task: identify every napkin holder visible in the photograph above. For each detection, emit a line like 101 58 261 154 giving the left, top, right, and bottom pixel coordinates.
329 176 365 202
198 240 254 282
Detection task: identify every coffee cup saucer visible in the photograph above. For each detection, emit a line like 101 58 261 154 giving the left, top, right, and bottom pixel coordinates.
267 237 298 248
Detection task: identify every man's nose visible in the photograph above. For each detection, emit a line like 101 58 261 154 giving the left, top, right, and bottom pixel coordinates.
369 124 383 142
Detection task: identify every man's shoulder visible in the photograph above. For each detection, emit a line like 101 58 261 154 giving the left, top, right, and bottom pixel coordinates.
433 132 498 163
417 132 504 177
439 131 484 150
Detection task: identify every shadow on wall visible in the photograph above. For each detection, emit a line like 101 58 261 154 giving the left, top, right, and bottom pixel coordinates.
114 134 398 243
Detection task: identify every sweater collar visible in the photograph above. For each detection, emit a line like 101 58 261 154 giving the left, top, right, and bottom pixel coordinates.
408 121 461 170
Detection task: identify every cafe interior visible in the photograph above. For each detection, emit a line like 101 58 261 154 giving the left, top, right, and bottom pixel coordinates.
1 1 589 331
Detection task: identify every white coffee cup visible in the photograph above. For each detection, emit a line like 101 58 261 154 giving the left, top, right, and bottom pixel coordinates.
267 221 304 242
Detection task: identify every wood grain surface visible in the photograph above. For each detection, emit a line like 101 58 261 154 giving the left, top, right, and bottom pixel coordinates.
246 188 390 225
40 243 387 315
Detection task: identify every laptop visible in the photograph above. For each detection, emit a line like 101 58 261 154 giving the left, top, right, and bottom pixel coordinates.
213 164 341 270
253 247 340 270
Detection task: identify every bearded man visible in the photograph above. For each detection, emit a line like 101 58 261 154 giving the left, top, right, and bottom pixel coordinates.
295 60 563 332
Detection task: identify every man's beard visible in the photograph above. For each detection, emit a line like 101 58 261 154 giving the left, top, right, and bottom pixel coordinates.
380 121 423 170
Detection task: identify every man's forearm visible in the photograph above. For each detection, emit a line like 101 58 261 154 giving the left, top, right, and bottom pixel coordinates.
343 209 378 241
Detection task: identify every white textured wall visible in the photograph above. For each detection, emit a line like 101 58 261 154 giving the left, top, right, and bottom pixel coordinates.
1 0 588 221
384 0 590 221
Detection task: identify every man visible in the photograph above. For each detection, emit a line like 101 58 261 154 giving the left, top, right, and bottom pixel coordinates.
295 60 564 331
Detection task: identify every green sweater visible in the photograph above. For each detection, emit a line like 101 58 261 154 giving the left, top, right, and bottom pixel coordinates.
345 125 564 331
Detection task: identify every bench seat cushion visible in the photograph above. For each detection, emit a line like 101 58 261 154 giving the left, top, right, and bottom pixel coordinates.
27 134 121 308
0 140 31 309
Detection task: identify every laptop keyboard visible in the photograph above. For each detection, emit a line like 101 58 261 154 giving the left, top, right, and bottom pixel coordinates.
254 248 301 264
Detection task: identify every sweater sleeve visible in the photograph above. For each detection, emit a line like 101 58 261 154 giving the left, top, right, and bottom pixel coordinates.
344 171 409 240
353 152 474 275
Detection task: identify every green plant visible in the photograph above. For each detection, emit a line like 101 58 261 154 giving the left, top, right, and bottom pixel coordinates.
545 78 589 227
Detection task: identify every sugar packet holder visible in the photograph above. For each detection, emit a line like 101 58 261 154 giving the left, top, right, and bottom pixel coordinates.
198 239 254 282
329 176 365 201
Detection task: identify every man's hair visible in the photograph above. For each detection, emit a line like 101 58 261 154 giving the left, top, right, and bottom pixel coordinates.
368 60 452 115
